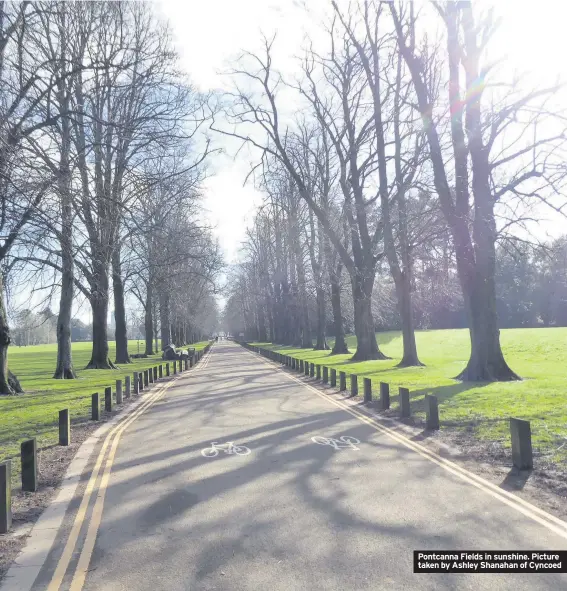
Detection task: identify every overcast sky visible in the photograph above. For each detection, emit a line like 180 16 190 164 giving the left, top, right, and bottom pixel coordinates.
156 0 567 266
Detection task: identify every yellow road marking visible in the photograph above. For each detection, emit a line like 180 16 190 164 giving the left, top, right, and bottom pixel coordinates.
252 350 567 541
46 380 169 591
67 348 214 590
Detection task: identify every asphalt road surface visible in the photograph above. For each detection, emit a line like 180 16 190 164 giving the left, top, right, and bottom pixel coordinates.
27 341 567 590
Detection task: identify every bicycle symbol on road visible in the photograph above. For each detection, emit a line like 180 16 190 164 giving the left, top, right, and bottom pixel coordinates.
201 441 251 458
311 435 361 450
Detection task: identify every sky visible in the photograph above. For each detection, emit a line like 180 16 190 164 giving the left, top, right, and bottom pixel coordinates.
156 0 567 266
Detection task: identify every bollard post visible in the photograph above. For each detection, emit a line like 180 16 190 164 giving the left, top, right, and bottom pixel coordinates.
339 371 346 391
323 366 328 383
21 438 38 492
116 379 123 404
153 366 158 382
350 374 358 396
184 358 189 371
143 369 149 387
125 375 131 399
399 387 410 418
133 371 139 394
426 395 440 430
166 363 170 376
159 365 163 378
189 356 193 368
139 373 144 392
59 409 70 446
92 393 100 420
309 362 314 378
364 378 372 403
105 386 113 412
316 364 321 380
330 368 337 387
380 382 390 410
0 461 12 533
173 361 177 374
510 418 533 470
178 359 183 373
291 358 295 370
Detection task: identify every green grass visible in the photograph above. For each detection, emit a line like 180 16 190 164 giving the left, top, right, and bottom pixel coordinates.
253 328 567 466
0 339 211 471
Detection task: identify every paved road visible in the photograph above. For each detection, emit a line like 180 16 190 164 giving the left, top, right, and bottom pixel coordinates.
27 342 567 590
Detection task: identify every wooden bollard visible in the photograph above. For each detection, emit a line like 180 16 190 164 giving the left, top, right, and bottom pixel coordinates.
184 358 189 371
138 373 143 392
159 364 163 378
133 371 139 394
178 359 183 373
364 378 372 403
153 366 158 381
105 386 113 412
116 379 123 404
309 362 314 377
323 366 328 383
299 360 304 373
0 461 12 533
339 371 346 391
510 418 533 469
166 363 170 376
399 387 410 418
316 364 321 380
125 375 131 398
380 382 390 409
330 368 337 387
291 358 295 370
189 356 193 368
173 361 177 374
143 369 149 387
351 374 358 396
426 395 439 430
21 438 38 492
92 393 100 420
59 409 70 446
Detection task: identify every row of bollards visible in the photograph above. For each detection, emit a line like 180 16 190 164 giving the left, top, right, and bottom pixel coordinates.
0 342 214 534
242 343 534 475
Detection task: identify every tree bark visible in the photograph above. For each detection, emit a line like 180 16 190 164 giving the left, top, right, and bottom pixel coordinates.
144 283 154 355
159 290 171 350
314 286 328 350
86 262 114 369
112 248 130 364
329 262 349 355
0 276 22 394
350 271 387 361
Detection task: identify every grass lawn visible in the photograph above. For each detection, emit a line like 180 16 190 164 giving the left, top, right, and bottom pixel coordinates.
253 328 567 466
0 339 211 471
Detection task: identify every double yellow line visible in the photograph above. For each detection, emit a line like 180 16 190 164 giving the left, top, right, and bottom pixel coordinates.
47 349 213 591
252 350 567 541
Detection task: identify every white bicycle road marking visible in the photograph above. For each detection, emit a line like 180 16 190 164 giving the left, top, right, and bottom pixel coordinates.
201 441 251 458
311 435 361 450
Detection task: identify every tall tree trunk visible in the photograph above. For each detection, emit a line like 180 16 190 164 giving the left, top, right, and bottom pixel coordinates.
159 290 171 350
0 276 22 394
330 262 349 355
86 258 114 369
350 270 387 361
314 286 328 350
54 109 76 379
144 283 154 355
112 249 130 364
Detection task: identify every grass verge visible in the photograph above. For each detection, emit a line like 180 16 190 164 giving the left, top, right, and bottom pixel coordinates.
252 328 567 467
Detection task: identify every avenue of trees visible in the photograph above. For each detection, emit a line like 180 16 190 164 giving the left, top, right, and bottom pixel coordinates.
1 2 221 394
220 0 567 382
